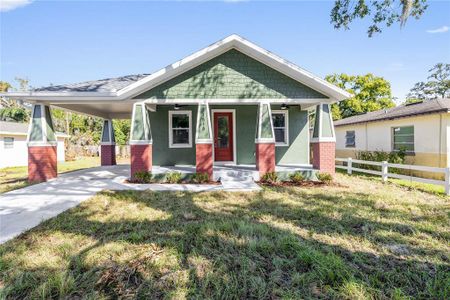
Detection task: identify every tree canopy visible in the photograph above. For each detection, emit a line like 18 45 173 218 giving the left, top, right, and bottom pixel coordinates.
325 73 395 120
331 0 428 37
407 63 450 101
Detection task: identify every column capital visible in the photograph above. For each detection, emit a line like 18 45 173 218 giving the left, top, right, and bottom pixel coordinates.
100 119 116 145
255 102 275 144
195 102 213 144
27 104 58 147
311 103 336 143
130 102 153 145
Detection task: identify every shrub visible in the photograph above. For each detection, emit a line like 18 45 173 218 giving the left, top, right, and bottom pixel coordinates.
317 172 333 184
166 172 182 184
261 172 278 184
289 172 305 184
133 171 152 183
191 173 209 184
356 149 406 173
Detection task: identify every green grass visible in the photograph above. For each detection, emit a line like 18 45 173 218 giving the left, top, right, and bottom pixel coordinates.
0 157 101 194
1 173 449 299
336 168 447 196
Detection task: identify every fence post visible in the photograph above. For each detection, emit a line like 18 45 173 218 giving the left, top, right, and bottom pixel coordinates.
381 161 388 183
445 167 450 196
347 157 352 175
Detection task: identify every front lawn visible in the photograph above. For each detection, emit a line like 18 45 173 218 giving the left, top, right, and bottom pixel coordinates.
0 173 449 299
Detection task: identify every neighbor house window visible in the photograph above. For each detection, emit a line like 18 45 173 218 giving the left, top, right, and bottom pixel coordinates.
169 111 192 148
272 110 289 146
392 126 414 152
345 131 355 148
4 137 14 149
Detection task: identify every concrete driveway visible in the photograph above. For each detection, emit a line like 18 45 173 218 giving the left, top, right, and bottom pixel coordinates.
0 164 233 244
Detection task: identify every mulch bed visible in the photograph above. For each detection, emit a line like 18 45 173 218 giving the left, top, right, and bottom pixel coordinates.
124 179 220 185
258 181 347 188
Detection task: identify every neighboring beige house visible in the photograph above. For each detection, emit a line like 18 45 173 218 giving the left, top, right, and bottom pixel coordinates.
334 99 450 178
0 121 68 168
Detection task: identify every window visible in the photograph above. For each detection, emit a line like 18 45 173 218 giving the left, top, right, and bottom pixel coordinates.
345 131 355 148
4 137 14 149
392 126 414 152
272 111 289 146
169 111 192 148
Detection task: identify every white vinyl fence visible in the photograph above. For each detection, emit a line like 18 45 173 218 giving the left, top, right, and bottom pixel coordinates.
336 158 450 195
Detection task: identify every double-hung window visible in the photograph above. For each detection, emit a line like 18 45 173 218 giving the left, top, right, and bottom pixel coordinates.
272 110 289 146
169 111 192 148
3 137 14 149
392 126 414 152
345 131 355 148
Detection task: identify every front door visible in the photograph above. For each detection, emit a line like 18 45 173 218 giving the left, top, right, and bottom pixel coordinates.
213 112 233 162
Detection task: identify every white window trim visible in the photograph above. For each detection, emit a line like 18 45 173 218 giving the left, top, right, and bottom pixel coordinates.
391 126 414 152
169 110 192 148
272 110 289 147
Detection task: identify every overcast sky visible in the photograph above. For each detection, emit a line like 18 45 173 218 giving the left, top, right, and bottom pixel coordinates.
1 0 449 103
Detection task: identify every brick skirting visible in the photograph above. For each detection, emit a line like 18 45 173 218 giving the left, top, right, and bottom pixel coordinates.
311 142 335 175
101 144 116 166
28 146 57 182
130 144 152 178
196 143 213 179
256 143 275 175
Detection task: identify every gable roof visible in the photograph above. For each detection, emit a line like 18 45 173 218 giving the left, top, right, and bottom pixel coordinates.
0 121 69 137
3 34 351 102
334 98 450 127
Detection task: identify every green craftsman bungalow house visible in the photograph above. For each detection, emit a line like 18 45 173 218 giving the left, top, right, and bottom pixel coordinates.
5 35 350 183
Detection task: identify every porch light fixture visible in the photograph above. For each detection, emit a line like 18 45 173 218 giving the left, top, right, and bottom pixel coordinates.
174 104 180 110
281 104 288 110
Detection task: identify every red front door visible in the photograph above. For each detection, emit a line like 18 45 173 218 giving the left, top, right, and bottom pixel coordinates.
213 112 233 162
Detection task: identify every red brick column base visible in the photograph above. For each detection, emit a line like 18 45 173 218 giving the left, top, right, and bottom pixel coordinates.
130 144 152 179
311 142 335 175
101 144 116 166
28 146 57 182
256 143 275 175
196 144 213 179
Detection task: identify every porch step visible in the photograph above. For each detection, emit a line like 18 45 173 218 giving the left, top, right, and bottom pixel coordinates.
214 167 261 191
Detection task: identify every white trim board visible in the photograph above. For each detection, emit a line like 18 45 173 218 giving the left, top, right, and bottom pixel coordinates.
4 35 351 103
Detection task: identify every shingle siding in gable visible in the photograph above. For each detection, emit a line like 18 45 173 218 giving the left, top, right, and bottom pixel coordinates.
134 49 328 99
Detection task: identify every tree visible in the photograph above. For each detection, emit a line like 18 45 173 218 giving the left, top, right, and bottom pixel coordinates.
407 63 450 100
331 0 428 37
325 73 395 120
0 78 30 122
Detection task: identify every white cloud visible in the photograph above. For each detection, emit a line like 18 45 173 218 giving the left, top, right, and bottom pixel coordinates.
0 0 32 12
426 26 449 34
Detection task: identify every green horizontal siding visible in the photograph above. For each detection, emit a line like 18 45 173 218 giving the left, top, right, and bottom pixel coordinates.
134 49 327 100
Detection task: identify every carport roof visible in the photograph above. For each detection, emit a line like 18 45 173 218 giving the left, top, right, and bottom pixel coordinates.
34 74 149 93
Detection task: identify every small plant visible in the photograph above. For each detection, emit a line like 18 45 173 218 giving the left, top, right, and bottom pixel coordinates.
191 172 209 184
261 172 278 184
166 171 182 184
317 172 333 184
289 171 305 184
133 171 152 183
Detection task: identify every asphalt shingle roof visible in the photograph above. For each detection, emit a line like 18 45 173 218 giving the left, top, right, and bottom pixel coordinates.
334 98 450 127
33 74 150 93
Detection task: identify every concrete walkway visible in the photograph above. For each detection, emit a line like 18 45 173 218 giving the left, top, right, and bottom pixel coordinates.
0 164 260 244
